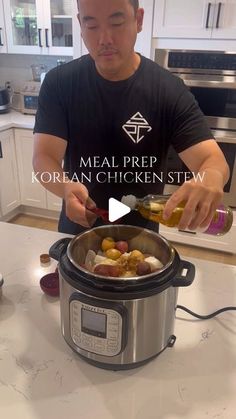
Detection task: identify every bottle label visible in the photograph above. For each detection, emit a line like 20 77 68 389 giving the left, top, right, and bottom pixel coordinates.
204 205 226 235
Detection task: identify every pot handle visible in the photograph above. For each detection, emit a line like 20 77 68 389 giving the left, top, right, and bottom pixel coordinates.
172 260 195 288
49 238 72 261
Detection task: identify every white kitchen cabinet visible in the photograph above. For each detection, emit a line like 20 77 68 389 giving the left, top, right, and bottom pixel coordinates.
0 0 7 53
14 128 62 212
14 128 47 208
3 0 74 55
135 0 155 58
79 0 154 59
46 190 62 212
153 0 236 40
0 129 20 215
212 0 236 39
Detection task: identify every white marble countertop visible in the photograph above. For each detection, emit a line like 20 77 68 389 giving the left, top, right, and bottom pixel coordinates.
0 221 236 419
0 110 35 132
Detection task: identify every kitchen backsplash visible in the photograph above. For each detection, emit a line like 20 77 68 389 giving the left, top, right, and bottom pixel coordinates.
0 54 73 92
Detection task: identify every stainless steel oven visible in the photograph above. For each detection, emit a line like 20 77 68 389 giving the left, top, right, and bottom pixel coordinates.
155 49 236 208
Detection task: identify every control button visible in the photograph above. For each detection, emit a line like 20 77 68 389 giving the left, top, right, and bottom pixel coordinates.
107 345 118 351
94 344 105 351
107 347 117 354
107 343 118 349
109 336 118 342
109 326 119 332
81 336 93 349
108 336 118 342
72 307 79 314
109 318 119 323
72 328 81 337
82 335 93 344
108 323 119 328
72 335 81 345
94 337 103 344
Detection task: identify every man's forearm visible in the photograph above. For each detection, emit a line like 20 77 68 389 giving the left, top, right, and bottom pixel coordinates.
32 154 69 199
197 157 230 188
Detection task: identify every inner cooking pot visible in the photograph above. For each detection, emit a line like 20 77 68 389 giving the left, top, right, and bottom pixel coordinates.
69 225 175 279
50 225 195 295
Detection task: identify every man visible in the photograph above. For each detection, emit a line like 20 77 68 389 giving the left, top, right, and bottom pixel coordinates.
33 0 229 234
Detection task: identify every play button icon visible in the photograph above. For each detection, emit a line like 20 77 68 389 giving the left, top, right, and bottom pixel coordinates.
108 198 131 222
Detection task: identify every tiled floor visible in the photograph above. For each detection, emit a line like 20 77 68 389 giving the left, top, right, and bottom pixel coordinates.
9 214 236 265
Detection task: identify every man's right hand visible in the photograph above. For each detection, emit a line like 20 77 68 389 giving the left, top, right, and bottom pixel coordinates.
64 182 97 227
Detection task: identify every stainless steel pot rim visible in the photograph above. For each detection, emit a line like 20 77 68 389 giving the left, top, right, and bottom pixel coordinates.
66 225 176 282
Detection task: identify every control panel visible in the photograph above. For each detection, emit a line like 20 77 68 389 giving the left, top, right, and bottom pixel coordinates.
21 81 41 94
70 298 125 357
168 52 236 71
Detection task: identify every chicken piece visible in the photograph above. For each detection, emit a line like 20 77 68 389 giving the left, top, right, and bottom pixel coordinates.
144 256 163 272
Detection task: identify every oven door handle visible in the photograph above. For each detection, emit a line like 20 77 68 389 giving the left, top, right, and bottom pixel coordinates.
206 2 212 29
182 79 236 89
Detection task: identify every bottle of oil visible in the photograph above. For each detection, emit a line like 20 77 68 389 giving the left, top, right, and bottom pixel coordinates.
121 194 233 236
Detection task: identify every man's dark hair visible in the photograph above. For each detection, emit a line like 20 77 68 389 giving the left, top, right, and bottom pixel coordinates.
77 0 139 11
130 0 139 10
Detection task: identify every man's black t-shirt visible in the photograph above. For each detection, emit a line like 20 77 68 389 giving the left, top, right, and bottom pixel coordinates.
34 54 213 234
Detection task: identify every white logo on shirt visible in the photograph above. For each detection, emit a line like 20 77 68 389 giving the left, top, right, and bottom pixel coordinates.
122 112 152 144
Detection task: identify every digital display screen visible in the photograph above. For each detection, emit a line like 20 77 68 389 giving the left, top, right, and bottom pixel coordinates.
81 309 107 338
24 95 38 110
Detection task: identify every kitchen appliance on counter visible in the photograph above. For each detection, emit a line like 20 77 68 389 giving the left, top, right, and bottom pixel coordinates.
20 81 41 115
49 225 195 370
155 49 236 209
31 64 47 82
0 87 10 114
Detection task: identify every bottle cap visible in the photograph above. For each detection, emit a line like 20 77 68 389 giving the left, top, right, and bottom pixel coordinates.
40 254 51 266
121 194 137 210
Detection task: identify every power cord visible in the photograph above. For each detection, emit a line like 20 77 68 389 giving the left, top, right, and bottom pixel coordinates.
176 305 236 320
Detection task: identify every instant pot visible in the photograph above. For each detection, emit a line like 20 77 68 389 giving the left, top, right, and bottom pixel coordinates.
49 225 195 370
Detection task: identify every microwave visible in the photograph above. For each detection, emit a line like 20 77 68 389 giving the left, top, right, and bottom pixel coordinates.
20 81 41 115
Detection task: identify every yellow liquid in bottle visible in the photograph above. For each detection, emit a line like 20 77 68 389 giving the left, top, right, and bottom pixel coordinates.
138 199 185 227
137 198 233 235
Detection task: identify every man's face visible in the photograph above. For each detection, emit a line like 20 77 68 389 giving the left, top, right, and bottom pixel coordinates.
77 0 144 79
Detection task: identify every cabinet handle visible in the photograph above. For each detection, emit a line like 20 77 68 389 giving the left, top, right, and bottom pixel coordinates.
38 28 43 47
0 141 2 158
216 2 222 28
206 2 212 28
0 27 3 46
45 28 49 48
